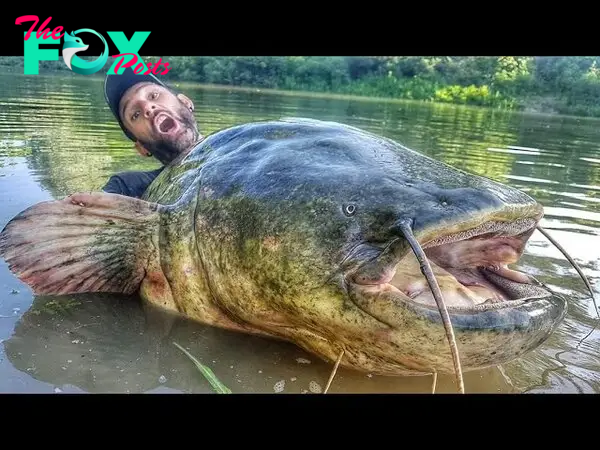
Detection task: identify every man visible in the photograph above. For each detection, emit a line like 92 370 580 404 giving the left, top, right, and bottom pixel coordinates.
102 66 204 198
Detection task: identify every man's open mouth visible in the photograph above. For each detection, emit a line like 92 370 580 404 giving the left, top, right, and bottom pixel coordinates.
350 218 553 313
154 113 179 135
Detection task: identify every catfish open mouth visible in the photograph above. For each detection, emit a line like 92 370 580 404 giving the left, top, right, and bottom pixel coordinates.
352 218 553 313
399 219 552 312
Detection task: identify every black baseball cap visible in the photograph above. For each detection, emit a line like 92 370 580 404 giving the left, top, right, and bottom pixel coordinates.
104 66 167 141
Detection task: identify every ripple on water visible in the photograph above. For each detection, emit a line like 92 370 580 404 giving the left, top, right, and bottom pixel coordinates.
502 174 562 185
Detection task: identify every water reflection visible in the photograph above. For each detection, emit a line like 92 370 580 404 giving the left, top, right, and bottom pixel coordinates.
0 72 599 393
3 294 517 394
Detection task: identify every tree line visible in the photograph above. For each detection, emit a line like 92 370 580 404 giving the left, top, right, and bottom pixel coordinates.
2 56 600 117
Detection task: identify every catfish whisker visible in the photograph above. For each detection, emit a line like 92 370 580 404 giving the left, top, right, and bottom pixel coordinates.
398 219 465 394
536 226 599 320
323 349 345 394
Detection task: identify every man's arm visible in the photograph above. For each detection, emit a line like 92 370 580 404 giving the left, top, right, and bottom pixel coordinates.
102 167 164 198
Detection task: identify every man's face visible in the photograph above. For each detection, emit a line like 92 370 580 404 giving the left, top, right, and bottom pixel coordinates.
118 82 200 165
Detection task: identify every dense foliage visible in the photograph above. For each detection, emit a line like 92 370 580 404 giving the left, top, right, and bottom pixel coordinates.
2 56 600 117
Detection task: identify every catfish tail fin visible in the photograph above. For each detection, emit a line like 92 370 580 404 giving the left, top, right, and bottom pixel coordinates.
0 192 163 296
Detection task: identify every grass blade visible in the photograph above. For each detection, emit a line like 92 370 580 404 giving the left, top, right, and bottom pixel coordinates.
173 341 232 394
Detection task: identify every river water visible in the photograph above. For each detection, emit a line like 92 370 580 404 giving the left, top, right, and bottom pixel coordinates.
0 72 598 394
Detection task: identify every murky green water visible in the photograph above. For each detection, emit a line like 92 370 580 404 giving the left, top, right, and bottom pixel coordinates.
0 72 599 394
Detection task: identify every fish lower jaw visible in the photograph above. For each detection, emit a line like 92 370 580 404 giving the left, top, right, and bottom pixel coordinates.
397 263 553 313
355 278 532 315
398 282 530 313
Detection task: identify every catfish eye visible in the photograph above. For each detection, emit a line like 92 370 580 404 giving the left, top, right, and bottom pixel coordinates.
344 204 356 216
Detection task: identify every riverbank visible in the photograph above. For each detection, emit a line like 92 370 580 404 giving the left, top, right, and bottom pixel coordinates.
2 55 599 119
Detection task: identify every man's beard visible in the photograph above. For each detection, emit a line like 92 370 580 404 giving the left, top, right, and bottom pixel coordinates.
140 107 199 166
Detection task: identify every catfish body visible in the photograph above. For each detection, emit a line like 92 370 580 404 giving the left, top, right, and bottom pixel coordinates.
0 118 567 376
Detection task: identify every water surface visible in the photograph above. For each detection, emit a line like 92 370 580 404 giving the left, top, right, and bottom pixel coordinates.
1 73 599 394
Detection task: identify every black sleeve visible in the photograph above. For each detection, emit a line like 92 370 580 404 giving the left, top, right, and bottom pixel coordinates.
102 168 164 198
